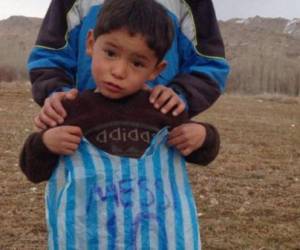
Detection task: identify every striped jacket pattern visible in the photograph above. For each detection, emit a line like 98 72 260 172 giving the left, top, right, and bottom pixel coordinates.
28 0 230 116
46 128 201 250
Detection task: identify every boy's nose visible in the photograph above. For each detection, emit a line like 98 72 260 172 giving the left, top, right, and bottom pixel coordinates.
111 60 128 79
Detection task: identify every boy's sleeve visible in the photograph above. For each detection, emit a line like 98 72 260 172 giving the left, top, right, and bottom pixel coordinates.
169 0 230 117
185 122 220 165
19 97 80 183
19 131 59 183
28 0 79 106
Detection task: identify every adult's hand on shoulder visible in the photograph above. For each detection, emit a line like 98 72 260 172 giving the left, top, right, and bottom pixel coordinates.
34 88 78 130
149 85 186 116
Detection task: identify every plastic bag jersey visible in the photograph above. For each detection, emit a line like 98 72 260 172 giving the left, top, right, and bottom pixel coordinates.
46 128 201 250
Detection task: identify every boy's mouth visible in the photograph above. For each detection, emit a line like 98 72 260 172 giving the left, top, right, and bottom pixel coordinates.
103 81 123 93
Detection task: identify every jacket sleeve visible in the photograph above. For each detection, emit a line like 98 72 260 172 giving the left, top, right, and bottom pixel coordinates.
28 0 79 106
19 99 79 183
185 122 220 165
169 0 230 117
19 132 59 183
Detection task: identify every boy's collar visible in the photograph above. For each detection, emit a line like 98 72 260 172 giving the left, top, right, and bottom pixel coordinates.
91 89 149 103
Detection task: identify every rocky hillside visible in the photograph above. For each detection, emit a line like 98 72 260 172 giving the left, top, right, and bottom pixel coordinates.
0 16 41 80
0 15 299 95
220 16 300 95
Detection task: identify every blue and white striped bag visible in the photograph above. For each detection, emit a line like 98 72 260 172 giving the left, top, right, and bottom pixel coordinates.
45 128 201 250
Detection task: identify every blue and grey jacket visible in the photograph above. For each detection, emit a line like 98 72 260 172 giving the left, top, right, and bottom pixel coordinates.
28 0 230 117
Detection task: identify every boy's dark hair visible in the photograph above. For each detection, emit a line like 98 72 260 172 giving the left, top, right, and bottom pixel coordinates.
94 0 174 62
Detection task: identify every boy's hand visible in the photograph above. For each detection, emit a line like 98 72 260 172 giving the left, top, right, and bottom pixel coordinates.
149 85 186 116
168 123 206 156
42 126 82 155
34 89 78 130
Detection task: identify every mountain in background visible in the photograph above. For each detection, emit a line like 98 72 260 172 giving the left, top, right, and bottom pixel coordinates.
220 16 300 95
0 15 299 95
0 16 41 80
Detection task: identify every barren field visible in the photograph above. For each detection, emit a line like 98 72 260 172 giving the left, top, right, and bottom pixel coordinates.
0 84 299 250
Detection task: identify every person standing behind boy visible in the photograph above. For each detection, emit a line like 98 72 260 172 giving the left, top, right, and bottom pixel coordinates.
20 0 220 248
29 0 230 130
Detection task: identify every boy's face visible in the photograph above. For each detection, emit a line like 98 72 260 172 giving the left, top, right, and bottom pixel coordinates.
86 28 166 99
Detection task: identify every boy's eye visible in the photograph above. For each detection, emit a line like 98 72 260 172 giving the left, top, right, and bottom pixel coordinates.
133 61 145 68
104 49 116 57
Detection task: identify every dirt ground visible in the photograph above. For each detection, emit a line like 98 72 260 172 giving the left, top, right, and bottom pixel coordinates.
0 83 299 250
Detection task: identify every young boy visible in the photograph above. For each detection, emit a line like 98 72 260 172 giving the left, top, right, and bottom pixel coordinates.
20 0 219 249
30 0 230 130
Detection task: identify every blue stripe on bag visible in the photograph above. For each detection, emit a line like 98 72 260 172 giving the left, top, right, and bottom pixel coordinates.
81 143 99 249
152 148 168 250
65 157 76 249
120 157 134 248
180 157 200 250
47 173 58 250
167 148 185 249
137 158 150 250
99 154 117 250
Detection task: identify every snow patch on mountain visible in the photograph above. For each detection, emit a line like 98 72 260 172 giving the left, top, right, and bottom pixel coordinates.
284 19 300 37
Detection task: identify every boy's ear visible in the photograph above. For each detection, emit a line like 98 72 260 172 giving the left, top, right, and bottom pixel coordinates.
148 60 167 81
86 30 95 56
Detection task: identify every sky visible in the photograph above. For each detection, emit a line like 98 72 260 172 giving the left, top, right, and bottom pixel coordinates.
0 0 299 21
